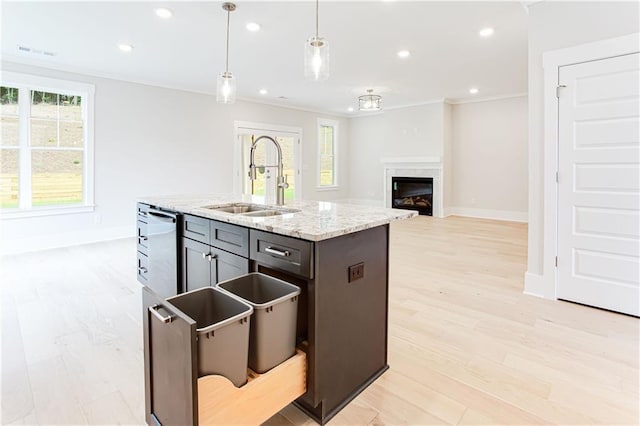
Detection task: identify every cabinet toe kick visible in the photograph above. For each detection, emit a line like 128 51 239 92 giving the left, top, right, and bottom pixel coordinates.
197 350 307 425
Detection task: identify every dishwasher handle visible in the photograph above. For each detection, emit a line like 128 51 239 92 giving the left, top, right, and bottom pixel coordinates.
148 209 177 223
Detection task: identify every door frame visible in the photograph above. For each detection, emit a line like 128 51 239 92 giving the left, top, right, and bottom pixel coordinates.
233 121 303 201
536 32 640 299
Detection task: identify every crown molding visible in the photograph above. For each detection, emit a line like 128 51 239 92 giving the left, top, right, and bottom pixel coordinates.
447 92 528 105
1 56 349 118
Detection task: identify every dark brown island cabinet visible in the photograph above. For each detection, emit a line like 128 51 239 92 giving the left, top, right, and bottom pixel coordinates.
138 203 393 425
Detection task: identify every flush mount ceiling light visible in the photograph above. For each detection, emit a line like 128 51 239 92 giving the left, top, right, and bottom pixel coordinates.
246 22 261 32
118 43 133 52
217 2 237 104
155 8 173 19
347 107 354 112
358 89 382 111
304 0 329 82
397 50 410 58
259 89 268 95
469 87 479 94
479 27 494 37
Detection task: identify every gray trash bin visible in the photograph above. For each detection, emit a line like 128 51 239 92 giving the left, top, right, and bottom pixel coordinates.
167 286 253 387
217 273 301 373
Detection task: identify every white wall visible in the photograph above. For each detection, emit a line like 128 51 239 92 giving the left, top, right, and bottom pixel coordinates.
0 61 349 253
442 102 453 212
526 2 639 289
450 96 528 220
348 103 444 203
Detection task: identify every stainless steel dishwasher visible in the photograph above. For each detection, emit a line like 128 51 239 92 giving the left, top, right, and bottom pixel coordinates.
146 208 181 298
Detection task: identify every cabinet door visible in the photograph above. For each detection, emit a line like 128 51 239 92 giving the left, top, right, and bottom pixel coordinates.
137 219 149 254
211 247 249 284
137 252 149 285
143 287 197 426
183 238 213 292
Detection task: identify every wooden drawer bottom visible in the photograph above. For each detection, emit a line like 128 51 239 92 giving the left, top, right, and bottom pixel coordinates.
198 350 306 425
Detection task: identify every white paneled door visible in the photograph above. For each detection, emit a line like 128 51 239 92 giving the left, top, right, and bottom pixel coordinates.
557 52 640 316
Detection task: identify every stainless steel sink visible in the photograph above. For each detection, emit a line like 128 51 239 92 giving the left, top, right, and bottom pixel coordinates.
200 203 300 216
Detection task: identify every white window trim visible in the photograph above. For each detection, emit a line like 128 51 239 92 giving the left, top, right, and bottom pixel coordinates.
233 121 303 201
317 118 339 190
0 72 95 218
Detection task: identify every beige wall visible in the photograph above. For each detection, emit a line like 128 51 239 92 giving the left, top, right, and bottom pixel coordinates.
348 103 444 202
0 61 349 253
527 1 639 277
451 96 528 215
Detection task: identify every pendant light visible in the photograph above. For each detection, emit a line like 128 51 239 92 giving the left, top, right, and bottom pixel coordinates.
359 89 382 111
217 2 237 104
304 0 329 81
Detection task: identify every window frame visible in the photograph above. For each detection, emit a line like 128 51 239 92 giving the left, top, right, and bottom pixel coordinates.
1 72 95 218
316 118 339 190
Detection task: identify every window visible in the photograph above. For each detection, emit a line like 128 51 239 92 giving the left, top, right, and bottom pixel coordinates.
1 73 94 216
317 119 338 188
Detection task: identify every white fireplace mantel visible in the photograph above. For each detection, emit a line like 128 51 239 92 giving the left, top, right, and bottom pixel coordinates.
382 157 444 218
380 156 442 169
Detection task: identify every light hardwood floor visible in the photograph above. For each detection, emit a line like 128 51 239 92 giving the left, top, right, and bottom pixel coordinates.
1 216 638 425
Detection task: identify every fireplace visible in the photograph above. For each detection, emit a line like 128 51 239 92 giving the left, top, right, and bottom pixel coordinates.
392 177 433 216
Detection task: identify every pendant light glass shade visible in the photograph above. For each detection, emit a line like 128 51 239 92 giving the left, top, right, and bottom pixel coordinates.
304 36 329 81
304 0 329 82
216 71 236 104
359 89 382 111
217 3 237 104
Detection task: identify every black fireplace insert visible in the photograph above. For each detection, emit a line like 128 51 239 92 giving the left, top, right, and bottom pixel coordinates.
391 177 433 216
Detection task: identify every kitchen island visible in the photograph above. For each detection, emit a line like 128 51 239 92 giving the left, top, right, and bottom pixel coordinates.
138 195 415 425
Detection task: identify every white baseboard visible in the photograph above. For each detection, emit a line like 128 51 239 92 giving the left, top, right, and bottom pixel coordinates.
442 207 454 217
448 207 528 223
523 271 554 299
0 225 134 255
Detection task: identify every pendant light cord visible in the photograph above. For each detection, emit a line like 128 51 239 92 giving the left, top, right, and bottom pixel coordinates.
315 0 319 38
225 8 230 73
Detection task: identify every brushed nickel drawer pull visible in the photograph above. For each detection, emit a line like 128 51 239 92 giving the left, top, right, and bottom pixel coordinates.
149 305 173 323
265 246 291 257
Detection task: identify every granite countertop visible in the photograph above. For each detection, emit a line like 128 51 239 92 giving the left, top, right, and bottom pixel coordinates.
139 194 417 241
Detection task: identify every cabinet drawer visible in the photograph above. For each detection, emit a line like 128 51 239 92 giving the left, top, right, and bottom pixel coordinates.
137 220 149 254
143 287 306 426
183 214 210 244
197 350 306 425
250 230 313 278
137 252 149 284
137 202 150 220
210 220 249 257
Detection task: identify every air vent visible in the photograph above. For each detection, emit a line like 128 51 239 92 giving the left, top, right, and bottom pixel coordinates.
17 45 56 57
277 96 289 100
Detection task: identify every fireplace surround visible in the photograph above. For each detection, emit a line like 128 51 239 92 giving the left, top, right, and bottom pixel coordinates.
382 156 443 217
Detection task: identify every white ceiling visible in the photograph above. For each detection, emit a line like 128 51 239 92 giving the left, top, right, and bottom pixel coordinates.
1 1 528 115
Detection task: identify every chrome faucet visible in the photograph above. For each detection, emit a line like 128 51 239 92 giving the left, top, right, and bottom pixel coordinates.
248 135 289 206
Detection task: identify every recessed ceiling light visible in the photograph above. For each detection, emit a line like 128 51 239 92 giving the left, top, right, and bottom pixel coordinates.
479 27 494 37
397 50 410 58
246 22 261 32
155 8 173 19
118 44 133 52
347 107 354 112
469 87 479 94
259 89 268 95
